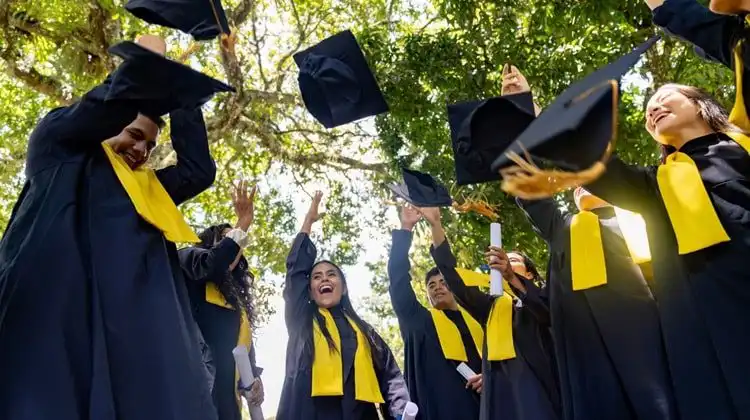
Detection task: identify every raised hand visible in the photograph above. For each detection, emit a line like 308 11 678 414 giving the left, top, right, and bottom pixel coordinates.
136 34 167 56
501 65 531 96
233 180 257 232
485 246 515 281
416 207 441 227
301 191 324 233
400 205 422 231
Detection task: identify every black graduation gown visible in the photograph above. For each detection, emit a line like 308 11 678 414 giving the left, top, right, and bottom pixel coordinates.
431 239 560 420
651 0 745 69
516 199 677 420
179 239 264 420
0 80 218 419
277 233 410 420
386 229 481 420
587 133 750 420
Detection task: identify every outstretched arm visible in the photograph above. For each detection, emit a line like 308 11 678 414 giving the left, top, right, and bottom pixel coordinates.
156 107 216 205
283 192 322 331
387 206 427 327
419 207 495 323
585 155 659 214
648 0 744 68
28 35 168 154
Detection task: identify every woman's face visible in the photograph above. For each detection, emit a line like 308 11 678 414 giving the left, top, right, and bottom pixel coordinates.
310 262 346 308
507 252 533 280
645 87 702 145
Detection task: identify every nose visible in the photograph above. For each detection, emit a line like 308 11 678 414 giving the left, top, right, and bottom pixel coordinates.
131 140 148 157
646 102 664 120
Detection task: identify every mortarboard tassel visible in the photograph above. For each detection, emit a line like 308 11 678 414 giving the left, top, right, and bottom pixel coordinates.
452 199 500 220
178 41 203 63
499 80 618 199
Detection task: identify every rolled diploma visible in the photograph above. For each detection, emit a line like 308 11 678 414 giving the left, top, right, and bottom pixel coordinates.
232 345 264 420
490 223 503 296
402 401 419 420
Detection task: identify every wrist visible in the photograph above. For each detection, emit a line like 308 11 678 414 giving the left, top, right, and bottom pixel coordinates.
236 216 252 231
400 222 415 231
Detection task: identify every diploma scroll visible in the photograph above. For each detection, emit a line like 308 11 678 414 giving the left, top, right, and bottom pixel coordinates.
401 401 419 420
232 345 264 420
490 223 503 296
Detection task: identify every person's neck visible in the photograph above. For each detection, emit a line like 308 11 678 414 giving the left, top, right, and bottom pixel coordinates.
435 302 459 311
661 126 715 151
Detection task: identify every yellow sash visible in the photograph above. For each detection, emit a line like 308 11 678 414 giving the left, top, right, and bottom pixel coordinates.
102 143 199 243
730 41 750 132
428 306 484 362
312 308 383 403
486 295 516 361
655 132 750 254
453 269 516 361
569 207 651 291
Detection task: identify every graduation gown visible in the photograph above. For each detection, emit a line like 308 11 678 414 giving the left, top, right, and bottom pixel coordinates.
179 239 263 420
431 239 560 420
587 133 750 420
386 229 481 420
516 200 677 420
277 233 410 420
0 80 218 420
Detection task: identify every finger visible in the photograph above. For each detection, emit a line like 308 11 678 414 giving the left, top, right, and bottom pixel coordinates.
249 185 258 201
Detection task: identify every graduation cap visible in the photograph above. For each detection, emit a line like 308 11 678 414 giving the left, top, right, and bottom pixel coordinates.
388 168 453 207
491 36 661 199
294 30 388 128
447 92 536 186
107 41 235 122
125 0 230 41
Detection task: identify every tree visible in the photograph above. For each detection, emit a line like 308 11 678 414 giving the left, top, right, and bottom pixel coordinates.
0 0 737 354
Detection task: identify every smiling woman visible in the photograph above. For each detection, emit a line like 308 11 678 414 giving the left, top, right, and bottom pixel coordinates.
276 191 410 420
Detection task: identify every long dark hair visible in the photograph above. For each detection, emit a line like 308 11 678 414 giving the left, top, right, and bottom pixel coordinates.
197 224 256 329
509 250 546 288
653 84 744 162
308 260 384 367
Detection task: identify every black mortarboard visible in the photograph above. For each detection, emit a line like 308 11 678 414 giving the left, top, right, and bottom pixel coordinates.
490 36 660 199
107 41 235 122
125 0 230 41
388 168 453 207
447 92 536 185
294 30 388 128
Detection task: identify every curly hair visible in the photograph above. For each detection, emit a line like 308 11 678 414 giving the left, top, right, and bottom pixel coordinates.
197 224 256 329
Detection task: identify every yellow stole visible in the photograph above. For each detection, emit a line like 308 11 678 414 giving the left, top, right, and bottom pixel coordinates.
656 132 750 255
454 268 517 361
101 143 199 243
569 207 651 291
205 282 252 405
428 306 484 362
730 38 750 132
312 308 384 403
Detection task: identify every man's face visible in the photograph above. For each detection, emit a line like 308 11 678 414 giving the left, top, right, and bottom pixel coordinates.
426 272 457 310
104 114 160 169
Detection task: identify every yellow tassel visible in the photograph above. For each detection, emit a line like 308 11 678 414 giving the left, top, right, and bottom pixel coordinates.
178 42 203 63
452 198 500 219
499 80 618 199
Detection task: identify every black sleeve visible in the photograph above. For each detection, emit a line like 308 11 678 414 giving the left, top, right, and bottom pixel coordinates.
387 229 427 329
585 155 659 214
27 76 141 153
516 197 571 245
375 332 410 419
283 233 317 331
177 239 241 284
509 277 551 327
652 0 745 69
430 239 494 324
155 107 217 205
